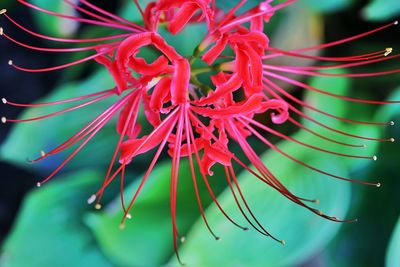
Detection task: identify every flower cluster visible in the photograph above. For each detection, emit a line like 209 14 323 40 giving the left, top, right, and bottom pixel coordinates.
1 0 399 261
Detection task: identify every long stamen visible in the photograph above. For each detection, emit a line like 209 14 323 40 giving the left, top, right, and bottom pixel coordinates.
2 93 111 123
79 0 145 30
184 110 220 240
1 30 120 52
2 88 114 107
95 93 142 204
2 12 131 43
264 21 398 60
242 116 375 159
8 49 114 72
264 77 394 126
63 0 133 29
264 71 400 105
262 80 395 142
17 0 140 32
264 47 390 61
26 91 131 163
187 112 248 231
240 119 381 187
264 63 400 78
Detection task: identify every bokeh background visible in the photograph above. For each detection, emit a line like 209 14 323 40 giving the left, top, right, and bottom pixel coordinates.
0 0 400 266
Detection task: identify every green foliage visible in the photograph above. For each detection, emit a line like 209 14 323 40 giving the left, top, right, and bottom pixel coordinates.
303 0 354 13
363 0 400 21
30 0 78 37
386 216 400 267
0 170 112 267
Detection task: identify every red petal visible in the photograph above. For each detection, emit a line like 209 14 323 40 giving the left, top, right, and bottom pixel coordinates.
167 2 199 35
171 58 190 104
150 77 171 111
202 34 228 65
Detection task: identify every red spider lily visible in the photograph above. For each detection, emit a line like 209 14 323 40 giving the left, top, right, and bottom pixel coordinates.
1 0 400 263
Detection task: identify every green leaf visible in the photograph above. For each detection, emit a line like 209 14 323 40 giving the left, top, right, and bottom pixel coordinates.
363 0 400 21
386 216 400 267
0 170 112 267
0 68 119 172
85 160 227 267
30 0 79 37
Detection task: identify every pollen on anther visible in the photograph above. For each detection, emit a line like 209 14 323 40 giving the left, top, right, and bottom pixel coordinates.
126 213 132 219
372 155 378 161
87 194 96 204
384 48 393 57
0 9 7 15
376 183 381 188
94 203 102 210
390 138 395 142
394 21 399 25
389 121 395 126
8 60 13 66
36 182 41 187
40 150 46 157
281 240 286 246
1 98 7 104
0 27 3 36
180 236 186 243
1 117 6 123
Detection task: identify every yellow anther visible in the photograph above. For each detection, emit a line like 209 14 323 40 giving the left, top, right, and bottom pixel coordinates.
384 48 393 57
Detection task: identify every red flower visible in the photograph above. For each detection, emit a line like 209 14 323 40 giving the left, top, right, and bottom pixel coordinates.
1 0 399 263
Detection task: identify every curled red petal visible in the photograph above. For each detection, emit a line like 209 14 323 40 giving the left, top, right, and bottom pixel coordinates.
129 55 169 76
201 34 228 65
150 77 171 111
95 55 128 94
198 73 242 105
168 2 199 35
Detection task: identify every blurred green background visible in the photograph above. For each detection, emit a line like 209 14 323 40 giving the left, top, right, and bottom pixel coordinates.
0 0 399 266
